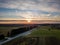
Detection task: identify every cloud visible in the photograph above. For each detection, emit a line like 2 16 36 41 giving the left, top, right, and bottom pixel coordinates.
0 0 60 20
0 0 60 11
0 10 60 20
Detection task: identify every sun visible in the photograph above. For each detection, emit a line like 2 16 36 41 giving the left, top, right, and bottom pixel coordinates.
26 19 31 23
27 20 31 22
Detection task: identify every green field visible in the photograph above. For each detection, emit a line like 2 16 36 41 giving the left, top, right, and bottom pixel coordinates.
27 26 60 38
24 26 60 45
0 25 60 45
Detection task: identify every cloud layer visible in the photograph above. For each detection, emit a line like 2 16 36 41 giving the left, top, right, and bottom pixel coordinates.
0 0 60 20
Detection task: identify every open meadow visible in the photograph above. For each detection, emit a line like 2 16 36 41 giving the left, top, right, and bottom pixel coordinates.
28 26 60 38
0 24 60 45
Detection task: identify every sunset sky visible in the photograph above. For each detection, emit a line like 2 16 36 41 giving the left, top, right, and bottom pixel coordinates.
0 0 60 24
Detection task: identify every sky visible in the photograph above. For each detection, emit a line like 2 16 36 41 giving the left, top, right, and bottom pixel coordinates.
0 0 60 24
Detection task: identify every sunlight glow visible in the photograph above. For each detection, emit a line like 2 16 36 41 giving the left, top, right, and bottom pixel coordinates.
27 20 31 22
26 18 32 23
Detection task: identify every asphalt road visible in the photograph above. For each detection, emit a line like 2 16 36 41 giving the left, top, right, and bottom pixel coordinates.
0 29 34 45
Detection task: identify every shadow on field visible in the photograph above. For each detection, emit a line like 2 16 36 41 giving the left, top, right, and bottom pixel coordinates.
12 36 60 45
2 36 60 45
45 36 60 45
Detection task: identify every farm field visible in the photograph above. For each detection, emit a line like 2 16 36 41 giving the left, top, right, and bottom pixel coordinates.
28 26 60 38
0 24 60 45
0 26 21 36
25 26 60 45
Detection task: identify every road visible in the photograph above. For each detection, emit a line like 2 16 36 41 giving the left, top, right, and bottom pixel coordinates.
0 28 35 45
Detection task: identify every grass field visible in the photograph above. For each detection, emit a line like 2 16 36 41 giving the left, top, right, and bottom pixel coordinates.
0 26 20 36
0 25 60 45
24 26 60 45
28 26 60 38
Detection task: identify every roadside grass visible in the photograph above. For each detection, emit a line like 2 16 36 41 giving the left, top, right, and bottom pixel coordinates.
0 26 20 36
